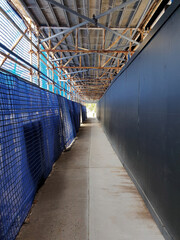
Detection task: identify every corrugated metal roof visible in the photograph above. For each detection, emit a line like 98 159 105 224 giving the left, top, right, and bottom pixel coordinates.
10 0 165 101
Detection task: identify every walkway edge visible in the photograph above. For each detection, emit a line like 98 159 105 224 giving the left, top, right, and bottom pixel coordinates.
100 123 173 240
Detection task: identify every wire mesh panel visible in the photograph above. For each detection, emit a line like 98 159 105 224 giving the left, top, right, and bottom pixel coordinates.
81 105 87 122
72 101 81 132
67 100 77 138
0 72 86 240
57 95 75 148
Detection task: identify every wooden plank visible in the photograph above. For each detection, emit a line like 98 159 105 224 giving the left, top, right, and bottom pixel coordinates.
63 53 78 67
106 29 127 50
0 51 30 71
52 31 72 50
102 53 117 67
0 28 28 67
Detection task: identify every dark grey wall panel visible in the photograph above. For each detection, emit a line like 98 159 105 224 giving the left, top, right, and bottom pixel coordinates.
97 3 180 240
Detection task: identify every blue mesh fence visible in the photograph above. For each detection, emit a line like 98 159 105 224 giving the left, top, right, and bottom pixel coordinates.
72 101 81 133
68 101 77 138
81 105 87 122
57 95 75 148
0 72 86 240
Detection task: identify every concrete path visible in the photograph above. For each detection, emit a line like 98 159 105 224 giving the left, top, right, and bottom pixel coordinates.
17 118 164 240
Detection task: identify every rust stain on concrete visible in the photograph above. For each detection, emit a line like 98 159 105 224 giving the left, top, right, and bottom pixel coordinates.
113 184 139 194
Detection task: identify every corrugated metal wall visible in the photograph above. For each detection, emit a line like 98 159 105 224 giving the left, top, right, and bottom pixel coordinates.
97 3 180 240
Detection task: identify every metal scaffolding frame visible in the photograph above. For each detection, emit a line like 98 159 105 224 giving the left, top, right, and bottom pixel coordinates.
0 0 168 101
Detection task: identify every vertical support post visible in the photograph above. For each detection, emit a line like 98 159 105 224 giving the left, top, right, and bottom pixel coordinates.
37 27 41 87
50 29 55 93
29 22 33 82
72 82 75 101
60 52 63 66
68 84 69 100
76 28 78 50
140 29 144 43
70 84 71 100
60 80 62 96
61 74 63 96
129 29 132 54
60 72 63 96
52 67 55 93
80 55 82 67
58 73 60 95
47 57 49 90
129 29 133 57
98 54 101 78
125 52 128 62
61 68 62 80
103 29 105 50
47 28 51 91
71 82 73 101
117 57 119 68
60 60 64 96
63 81 65 97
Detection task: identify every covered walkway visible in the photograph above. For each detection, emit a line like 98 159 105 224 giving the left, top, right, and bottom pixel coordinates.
17 119 163 240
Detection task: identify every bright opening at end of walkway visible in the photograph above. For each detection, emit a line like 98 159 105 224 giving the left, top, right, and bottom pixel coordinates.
86 103 97 118
16 119 164 240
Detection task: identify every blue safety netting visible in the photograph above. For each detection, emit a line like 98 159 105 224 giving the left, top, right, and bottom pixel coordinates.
81 105 87 122
0 72 86 240
57 96 75 148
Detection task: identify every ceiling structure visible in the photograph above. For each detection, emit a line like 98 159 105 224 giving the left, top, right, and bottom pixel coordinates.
9 0 170 101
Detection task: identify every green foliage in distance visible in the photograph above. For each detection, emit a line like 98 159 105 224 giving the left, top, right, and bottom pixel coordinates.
86 103 96 112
